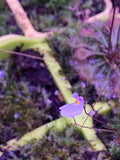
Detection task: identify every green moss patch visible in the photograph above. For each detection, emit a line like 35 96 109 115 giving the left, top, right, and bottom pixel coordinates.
19 0 105 31
0 125 106 159
0 48 64 144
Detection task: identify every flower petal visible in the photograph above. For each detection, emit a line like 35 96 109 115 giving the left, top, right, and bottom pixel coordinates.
60 103 83 118
72 92 79 99
77 96 84 104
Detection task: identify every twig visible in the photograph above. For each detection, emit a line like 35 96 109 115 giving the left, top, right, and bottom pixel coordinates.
74 122 120 134
0 48 43 60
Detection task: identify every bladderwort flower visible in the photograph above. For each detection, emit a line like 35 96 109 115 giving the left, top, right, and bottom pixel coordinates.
59 92 84 118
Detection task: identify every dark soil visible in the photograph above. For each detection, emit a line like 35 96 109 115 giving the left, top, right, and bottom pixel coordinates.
0 47 64 145
12 47 63 119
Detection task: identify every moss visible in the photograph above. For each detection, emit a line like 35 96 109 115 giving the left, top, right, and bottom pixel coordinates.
0 0 22 36
47 27 98 105
1 125 104 159
0 0 105 35
92 103 120 159
0 49 63 144
108 143 120 160
19 0 105 31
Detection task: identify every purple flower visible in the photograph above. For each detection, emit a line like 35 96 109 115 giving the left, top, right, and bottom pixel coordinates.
81 82 86 88
14 112 20 119
59 93 84 118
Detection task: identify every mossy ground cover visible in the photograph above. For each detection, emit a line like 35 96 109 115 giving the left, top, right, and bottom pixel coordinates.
0 0 104 36
19 0 104 32
0 0 22 36
0 125 104 160
0 48 64 145
94 110 120 159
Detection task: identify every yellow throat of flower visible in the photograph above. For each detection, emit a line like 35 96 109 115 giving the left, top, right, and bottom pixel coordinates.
74 99 80 105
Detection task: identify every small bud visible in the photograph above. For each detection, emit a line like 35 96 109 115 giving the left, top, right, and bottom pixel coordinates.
14 112 20 119
81 82 86 88
61 77 65 81
88 110 95 117
0 71 4 79
47 99 52 104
